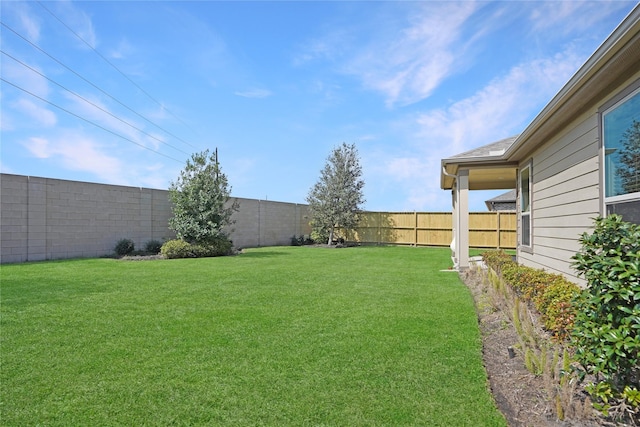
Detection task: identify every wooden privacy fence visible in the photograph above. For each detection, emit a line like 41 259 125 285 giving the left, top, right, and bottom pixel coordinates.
338 211 516 249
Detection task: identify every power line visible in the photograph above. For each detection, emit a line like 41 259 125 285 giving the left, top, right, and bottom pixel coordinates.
36 1 199 137
1 77 184 164
1 49 190 156
0 21 198 150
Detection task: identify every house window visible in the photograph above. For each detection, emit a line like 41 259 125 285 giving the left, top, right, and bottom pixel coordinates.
520 162 532 247
602 85 640 224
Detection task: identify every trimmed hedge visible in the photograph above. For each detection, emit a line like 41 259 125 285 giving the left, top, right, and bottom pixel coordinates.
160 238 233 259
160 240 192 259
481 250 513 275
482 250 580 341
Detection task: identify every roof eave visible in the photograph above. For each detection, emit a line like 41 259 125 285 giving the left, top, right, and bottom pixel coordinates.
440 156 518 190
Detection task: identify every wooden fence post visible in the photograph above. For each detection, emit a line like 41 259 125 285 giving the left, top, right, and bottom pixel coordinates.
414 211 418 247
497 211 501 250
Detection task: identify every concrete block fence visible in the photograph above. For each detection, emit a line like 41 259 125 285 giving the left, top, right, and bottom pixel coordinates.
0 174 311 263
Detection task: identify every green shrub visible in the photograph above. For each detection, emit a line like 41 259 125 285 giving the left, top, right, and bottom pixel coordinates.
482 250 579 341
482 250 515 275
114 238 135 256
161 239 193 259
571 215 640 422
144 240 163 255
160 238 233 259
535 278 579 341
195 237 233 257
310 222 329 246
502 264 548 300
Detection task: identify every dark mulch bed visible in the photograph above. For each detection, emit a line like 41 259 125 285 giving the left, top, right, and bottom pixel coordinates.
460 268 603 427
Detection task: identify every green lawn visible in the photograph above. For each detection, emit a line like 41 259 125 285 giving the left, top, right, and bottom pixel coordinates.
1 246 506 426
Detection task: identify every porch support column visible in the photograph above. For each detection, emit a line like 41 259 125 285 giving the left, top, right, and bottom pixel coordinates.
450 182 458 268
457 169 470 270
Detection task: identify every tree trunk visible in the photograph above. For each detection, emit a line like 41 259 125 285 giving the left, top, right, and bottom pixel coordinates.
327 227 334 246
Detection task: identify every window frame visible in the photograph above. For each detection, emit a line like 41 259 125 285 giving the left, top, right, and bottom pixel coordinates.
599 79 640 222
519 161 533 251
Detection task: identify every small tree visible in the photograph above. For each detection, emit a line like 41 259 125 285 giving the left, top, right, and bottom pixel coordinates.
306 143 365 245
618 120 640 194
571 215 640 423
168 149 239 245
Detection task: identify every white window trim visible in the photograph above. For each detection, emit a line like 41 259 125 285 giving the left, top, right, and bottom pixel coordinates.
606 192 640 204
519 161 533 251
601 82 640 213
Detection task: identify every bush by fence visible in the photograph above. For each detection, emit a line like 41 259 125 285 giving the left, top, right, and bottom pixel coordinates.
160 238 233 259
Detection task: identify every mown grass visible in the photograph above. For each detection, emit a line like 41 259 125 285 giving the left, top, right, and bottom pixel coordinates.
1 246 506 426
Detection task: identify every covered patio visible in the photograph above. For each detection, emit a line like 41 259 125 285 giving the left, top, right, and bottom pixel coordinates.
441 136 518 270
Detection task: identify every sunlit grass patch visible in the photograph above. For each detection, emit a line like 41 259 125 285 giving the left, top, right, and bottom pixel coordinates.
1 246 505 426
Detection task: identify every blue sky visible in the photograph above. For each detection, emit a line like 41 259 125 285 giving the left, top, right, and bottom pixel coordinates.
1 1 637 212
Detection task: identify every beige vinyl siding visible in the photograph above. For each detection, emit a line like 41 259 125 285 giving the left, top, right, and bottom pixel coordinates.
521 70 640 282
534 226 589 240
518 113 600 286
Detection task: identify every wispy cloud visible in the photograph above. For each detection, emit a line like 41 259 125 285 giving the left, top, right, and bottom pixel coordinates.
53 1 98 49
62 91 148 145
295 2 480 108
23 134 126 184
364 151 442 211
108 38 135 60
349 2 478 107
293 28 352 66
21 131 176 189
1 59 55 129
139 162 179 189
415 47 585 155
529 1 632 36
368 42 587 210
2 58 51 99
234 88 273 99
14 2 42 42
12 98 57 127
62 91 184 155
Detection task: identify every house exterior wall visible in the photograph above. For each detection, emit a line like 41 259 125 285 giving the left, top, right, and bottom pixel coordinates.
0 174 311 263
517 112 600 285
517 72 640 286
